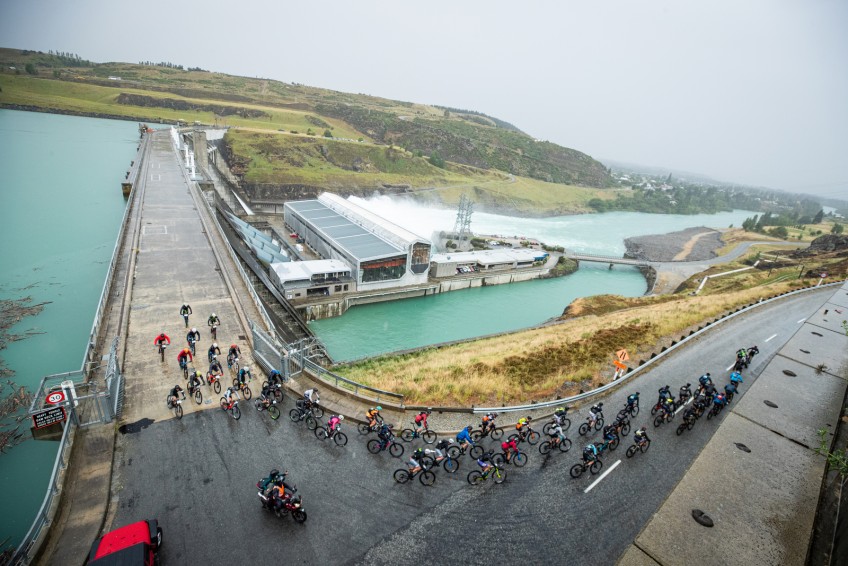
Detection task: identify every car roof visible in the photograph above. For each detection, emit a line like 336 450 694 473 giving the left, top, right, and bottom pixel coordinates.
91 520 152 559
88 543 149 566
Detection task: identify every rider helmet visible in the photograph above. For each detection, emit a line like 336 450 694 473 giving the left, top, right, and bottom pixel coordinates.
211 313 216 317
376 406 382 411
175 384 183 391
244 366 250 372
466 425 472 431
339 415 344 421
213 342 218 348
640 426 646 432
191 327 197 333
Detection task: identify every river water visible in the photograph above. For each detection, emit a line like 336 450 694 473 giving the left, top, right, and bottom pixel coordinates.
0 110 138 548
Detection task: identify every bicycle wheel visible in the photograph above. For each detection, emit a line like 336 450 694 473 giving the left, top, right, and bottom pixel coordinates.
621 422 631 436
631 405 640 417
312 406 324 419
242 386 252 400
526 431 540 445
467 470 483 485
707 408 715 420
493 467 507 484
492 452 506 466
367 439 382 454
419 471 436 486
687 419 695 431
595 417 604 430
539 441 553 455
470 430 483 443
220 398 228 411
420 456 435 470
400 429 415 443
609 437 620 451
446 445 461 459
193 389 202 404
213 380 221 394
469 445 483 460
315 426 328 440
394 469 411 484
389 442 404 458
232 378 239 388
231 405 241 420
676 423 686 436
289 409 302 422
358 423 372 435
641 440 650 453
268 405 280 420
513 452 528 467
443 457 459 473
578 423 590 436
182 365 188 379
305 416 317 431
559 438 572 453
422 430 437 444
590 460 603 475
272 388 283 403
334 432 348 447
653 415 664 427
626 445 638 458
543 422 554 436
175 404 183 419
570 464 585 478
292 510 307 524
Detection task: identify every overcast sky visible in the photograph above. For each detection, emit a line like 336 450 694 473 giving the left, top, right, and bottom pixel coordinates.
2 0 846 199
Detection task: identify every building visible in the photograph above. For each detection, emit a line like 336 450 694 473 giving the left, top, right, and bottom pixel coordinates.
429 248 548 278
269 259 353 300
283 193 431 291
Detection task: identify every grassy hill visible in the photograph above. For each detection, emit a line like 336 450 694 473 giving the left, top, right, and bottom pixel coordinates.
0 47 614 214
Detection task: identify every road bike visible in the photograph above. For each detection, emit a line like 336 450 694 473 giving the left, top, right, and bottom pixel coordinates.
315 423 348 446
471 423 504 442
166 392 184 419
295 399 324 419
401 424 437 444
445 440 483 460
255 397 280 420
653 410 674 428
358 417 384 436
467 464 506 485
367 436 405 458
394 466 436 486
570 458 603 478
578 414 604 436
538 435 572 455
626 438 651 458
210 323 218 340
706 402 725 420
289 405 318 430
219 396 241 420
508 426 541 446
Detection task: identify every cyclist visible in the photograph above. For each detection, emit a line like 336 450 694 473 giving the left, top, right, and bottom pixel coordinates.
237 366 252 388
425 439 450 463
223 386 238 408
180 303 193 327
154 332 171 348
548 421 568 446
747 345 760 361
208 342 221 363
633 426 649 446
554 406 569 425
703 382 716 399
679 383 692 403
657 385 672 406
208 355 223 377
501 437 519 463
407 447 426 475
582 442 600 464
730 371 743 387
186 327 201 350
188 370 203 392
661 395 676 417
208 312 220 329
303 388 319 408
698 372 713 390
693 394 708 416
515 416 533 441
327 414 343 434
602 423 618 444
167 384 183 408
366 406 383 429
626 392 639 409
476 450 495 474
736 348 749 364
414 409 432 433
588 403 604 427
456 425 474 451
713 391 727 410
177 347 193 368
227 343 241 361
682 405 697 426
268 369 284 386
259 382 275 405
377 423 394 449
481 411 498 434
724 382 737 400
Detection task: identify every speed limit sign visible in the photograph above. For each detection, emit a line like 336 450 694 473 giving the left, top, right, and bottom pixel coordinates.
46 391 66 405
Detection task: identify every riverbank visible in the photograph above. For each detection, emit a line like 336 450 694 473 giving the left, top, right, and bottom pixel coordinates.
625 226 723 262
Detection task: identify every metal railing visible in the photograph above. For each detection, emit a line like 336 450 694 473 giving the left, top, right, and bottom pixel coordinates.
302 358 404 403
474 280 845 413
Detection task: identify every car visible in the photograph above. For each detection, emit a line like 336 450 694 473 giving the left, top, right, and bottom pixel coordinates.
87 519 162 566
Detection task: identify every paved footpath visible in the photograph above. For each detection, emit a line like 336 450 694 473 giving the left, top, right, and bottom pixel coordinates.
618 281 848 566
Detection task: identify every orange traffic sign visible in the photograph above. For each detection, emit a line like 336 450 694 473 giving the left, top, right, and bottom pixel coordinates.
615 349 630 362
613 359 627 370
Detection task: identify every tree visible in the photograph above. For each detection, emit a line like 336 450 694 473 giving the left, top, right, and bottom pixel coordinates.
832 223 844 234
24 63 36 75
323 129 333 138
813 209 824 223
768 226 788 239
428 152 446 169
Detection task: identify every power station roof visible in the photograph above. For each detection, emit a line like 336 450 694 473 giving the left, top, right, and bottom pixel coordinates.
430 248 544 265
270 259 351 282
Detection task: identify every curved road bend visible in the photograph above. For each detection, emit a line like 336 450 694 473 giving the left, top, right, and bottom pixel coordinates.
110 288 833 565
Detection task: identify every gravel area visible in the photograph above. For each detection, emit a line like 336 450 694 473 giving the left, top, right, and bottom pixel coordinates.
625 226 723 262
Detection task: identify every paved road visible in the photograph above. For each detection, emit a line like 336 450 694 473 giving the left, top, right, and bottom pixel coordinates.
110 288 834 565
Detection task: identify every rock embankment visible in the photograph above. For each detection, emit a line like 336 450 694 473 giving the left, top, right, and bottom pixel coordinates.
624 227 723 262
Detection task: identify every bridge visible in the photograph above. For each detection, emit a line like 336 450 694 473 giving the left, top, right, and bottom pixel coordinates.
565 251 653 267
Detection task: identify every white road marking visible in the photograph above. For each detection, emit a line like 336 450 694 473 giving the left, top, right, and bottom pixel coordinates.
764 334 777 342
797 318 806 323
585 459 621 494
726 363 735 371
675 397 693 415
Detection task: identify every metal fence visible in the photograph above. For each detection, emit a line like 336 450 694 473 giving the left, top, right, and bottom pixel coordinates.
104 337 123 419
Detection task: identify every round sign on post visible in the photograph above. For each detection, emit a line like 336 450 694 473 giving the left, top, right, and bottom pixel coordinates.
46 391 66 405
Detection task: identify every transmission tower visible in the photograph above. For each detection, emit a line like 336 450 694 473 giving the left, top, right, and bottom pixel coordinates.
452 194 473 245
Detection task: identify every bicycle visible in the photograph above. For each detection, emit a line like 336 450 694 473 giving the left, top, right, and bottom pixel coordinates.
210 323 218 340
471 423 504 442
367 436 405 458
619 402 639 419
255 397 280 420
394 466 436 486
166 392 184 419
295 398 324 419
492 449 528 467
260 381 284 403
467 464 507 485
538 435 572 455
315 423 348 446
157 342 168 363
188 336 197 357
542 417 571 435
219 396 241 420
232 380 252 400
227 353 239 373
420 453 459 474
358 418 384 436
401 424 437 444
706 402 725 420
508 426 541 446
626 438 651 458
570 458 603 478
179 358 189 379
578 414 604 436
207 372 222 394
676 415 696 436
187 379 203 405
289 405 319 430
445 440 484 460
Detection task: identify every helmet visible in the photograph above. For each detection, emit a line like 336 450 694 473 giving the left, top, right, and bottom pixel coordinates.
191 327 197 333
213 343 218 348
640 426 646 432
426 408 433 414
244 366 249 372
175 384 183 391
556 406 564 412
338 415 344 421
211 313 216 317
598 402 603 407
466 425 472 431
314 389 319 394
183 303 188 306
665 384 670 389
376 406 382 411
706 373 711 377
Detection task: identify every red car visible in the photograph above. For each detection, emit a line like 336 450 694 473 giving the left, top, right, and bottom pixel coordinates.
87 519 162 565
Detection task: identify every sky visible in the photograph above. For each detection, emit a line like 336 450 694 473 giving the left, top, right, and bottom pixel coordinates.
1 0 846 199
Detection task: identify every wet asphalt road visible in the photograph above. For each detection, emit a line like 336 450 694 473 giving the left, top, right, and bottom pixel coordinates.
111 289 832 565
